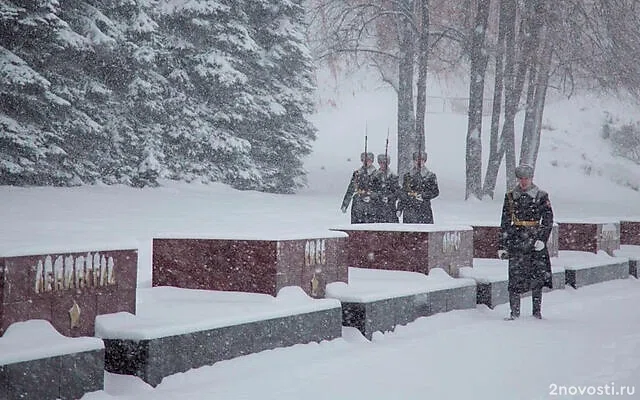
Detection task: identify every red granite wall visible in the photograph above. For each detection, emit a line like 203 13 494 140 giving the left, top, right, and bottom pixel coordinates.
152 237 347 298
472 225 559 259
472 226 500 259
340 231 430 274
620 221 640 245
558 223 598 254
0 249 137 337
152 239 278 295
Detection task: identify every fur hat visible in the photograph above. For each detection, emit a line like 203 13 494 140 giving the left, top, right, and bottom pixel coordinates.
377 154 390 163
412 151 427 162
360 152 374 162
515 164 534 178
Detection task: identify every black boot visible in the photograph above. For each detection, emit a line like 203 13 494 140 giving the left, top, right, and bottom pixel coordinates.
532 288 542 319
505 292 520 320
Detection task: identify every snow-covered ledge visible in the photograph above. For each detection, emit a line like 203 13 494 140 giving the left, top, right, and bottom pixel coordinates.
0 320 104 400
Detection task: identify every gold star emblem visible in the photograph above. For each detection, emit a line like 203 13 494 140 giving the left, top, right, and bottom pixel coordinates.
311 273 320 298
69 301 81 329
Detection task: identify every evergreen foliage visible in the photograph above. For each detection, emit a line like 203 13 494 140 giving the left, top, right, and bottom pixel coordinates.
0 0 316 192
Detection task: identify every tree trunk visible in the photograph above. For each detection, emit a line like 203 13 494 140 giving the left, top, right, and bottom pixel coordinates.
415 0 429 169
519 0 546 169
465 0 490 200
397 0 416 178
482 0 508 199
500 0 518 191
519 62 538 167
530 27 552 170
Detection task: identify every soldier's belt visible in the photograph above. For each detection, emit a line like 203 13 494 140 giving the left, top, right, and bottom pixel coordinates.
513 220 539 227
407 191 418 197
356 190 370 195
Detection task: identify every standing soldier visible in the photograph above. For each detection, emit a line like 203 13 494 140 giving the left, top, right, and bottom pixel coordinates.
498 164 554 320
373 154 401 223
340 152 377 223
399 151 439 223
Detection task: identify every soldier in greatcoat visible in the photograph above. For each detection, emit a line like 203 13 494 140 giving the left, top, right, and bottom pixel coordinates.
373 154 401 223
499 164 554 320
399 151 439 223
340 152 377 223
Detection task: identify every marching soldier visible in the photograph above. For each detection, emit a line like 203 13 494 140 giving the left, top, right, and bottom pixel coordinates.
373 154 401 223
399 151 439 223
340 152 377 223
499 164 554 320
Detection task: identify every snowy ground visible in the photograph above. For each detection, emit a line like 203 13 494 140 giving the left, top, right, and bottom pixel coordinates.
2 76 640 399
83 279 640 400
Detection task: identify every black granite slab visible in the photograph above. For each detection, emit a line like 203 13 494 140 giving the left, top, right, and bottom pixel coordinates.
340 284 477 340
629 259 638 278
104 307 342 387
0 349 104 400
565 261 629 289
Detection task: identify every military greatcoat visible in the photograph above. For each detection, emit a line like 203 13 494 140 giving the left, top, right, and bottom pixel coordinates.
500 184 554 294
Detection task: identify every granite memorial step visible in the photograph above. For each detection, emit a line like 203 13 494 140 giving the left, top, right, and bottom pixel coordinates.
325 268 477 340
613 245 640 278
555 251 629 288
0 320 104 400
459 259 565 309
98 286 342 387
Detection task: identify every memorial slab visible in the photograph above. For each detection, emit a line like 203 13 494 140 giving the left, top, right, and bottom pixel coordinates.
152 231 348 298
97 287 342 386
555 251 628 288
0 320 104 400
331 224 473 277
557 218 620 256
459 259 565 309
471 222 559 259
613 245 640 278
326 268 477 339
0 247 138 337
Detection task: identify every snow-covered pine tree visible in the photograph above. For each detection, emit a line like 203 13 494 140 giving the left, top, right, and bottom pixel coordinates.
235 0 317 193
154 0 317 192
0 0 102 185
1 0 317 192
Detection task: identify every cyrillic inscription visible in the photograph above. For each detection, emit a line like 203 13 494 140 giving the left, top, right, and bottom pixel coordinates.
35 252 116 293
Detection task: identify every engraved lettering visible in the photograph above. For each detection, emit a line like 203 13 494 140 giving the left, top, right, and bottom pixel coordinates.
303 240 327 266
315 240 322 265
35 260 44 293
64 255 74 289
44 256 53 292
75 256 85 289
33 252 117 293
100 255 107 286
54 256 64 290
92 253 100 287
85 253 93 285
442 232 461 253
304 242 311 266
107 256 115 285
600 224 619 241
320 240 326 264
